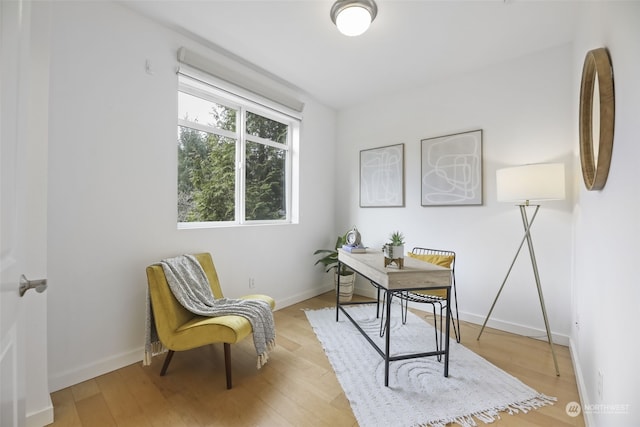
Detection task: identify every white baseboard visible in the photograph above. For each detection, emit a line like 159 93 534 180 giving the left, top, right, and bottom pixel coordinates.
48 285 334 392
569 338 592 426
26 401 53 427
275 284 333 309
48 347 143 393
461 312 570 346
353 285 570 346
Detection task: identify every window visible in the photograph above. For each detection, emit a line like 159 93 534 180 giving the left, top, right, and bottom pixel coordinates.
177 74 299 226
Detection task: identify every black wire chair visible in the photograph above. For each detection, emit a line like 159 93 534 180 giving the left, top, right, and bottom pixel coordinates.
379 247 460 360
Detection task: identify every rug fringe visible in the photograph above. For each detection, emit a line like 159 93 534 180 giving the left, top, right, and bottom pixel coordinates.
423 394 557 427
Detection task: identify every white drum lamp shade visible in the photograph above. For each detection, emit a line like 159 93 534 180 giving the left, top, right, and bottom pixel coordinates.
496 163 565 203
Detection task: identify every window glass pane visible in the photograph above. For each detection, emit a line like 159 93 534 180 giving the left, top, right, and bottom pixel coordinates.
246 111 287 144
178 126 236 222
245 141 286 220
179 92 236 132
177 76 297 226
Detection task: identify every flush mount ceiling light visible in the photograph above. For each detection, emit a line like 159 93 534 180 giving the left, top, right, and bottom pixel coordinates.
330 0 378 37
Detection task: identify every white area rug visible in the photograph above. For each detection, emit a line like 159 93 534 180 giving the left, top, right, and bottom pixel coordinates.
305 305 555 427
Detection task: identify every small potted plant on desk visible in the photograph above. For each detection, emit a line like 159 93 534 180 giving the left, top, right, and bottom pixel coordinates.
314 231 356 302
382 231 405 268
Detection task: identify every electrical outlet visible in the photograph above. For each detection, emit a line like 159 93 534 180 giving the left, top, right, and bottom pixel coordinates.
249 277 255 289
597 370 603 400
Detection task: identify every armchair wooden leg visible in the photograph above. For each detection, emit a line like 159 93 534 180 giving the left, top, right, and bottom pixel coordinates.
224 343 232 389
160 350 174 376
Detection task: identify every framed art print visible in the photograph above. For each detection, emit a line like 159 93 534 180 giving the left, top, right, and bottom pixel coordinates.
360 143 404 207
421 130 482 206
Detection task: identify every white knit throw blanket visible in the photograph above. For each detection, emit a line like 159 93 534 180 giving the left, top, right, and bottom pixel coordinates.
144 254 275 369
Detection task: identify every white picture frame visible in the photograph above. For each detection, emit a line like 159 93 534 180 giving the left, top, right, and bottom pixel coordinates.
360 143 405 208
421 130 483 206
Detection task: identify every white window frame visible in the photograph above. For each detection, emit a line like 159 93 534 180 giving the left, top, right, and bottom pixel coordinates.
177 72 300 228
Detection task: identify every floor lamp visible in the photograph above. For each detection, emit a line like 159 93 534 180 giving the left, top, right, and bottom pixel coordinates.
477 163 565 376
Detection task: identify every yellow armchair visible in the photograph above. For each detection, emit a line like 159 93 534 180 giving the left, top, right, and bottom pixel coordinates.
146 252 275 389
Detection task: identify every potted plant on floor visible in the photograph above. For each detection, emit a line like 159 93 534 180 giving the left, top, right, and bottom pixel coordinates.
314 231 356 302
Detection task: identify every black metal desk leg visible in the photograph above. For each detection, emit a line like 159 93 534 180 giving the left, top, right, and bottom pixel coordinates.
444 288 451 377
384 290 392 386
336 261 341 322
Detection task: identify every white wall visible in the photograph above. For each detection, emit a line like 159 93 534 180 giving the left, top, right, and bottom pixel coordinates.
46 1 336 391
335 44 575 343
572 2 640 426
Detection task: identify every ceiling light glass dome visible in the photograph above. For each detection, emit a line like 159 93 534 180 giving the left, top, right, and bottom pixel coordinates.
330 0 378 37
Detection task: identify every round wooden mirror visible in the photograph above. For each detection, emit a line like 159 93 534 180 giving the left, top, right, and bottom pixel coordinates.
579 48 615 191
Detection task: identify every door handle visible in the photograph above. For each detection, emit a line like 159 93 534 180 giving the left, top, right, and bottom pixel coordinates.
19 274 48 297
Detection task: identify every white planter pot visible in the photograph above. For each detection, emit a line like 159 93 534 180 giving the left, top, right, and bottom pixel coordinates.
384 244 404 259
334 272 355 302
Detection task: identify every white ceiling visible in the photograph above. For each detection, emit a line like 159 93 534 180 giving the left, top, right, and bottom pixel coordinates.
121 0 581 110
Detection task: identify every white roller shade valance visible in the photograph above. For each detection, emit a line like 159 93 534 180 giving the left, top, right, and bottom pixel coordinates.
177 47 304 114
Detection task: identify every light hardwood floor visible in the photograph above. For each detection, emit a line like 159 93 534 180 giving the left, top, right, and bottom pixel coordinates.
49 292 585 426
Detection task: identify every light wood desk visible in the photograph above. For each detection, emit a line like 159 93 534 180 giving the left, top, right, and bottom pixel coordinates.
337 249 452 386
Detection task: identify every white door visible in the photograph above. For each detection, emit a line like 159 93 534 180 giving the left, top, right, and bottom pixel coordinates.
1 1 49 425
1 0 28 422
